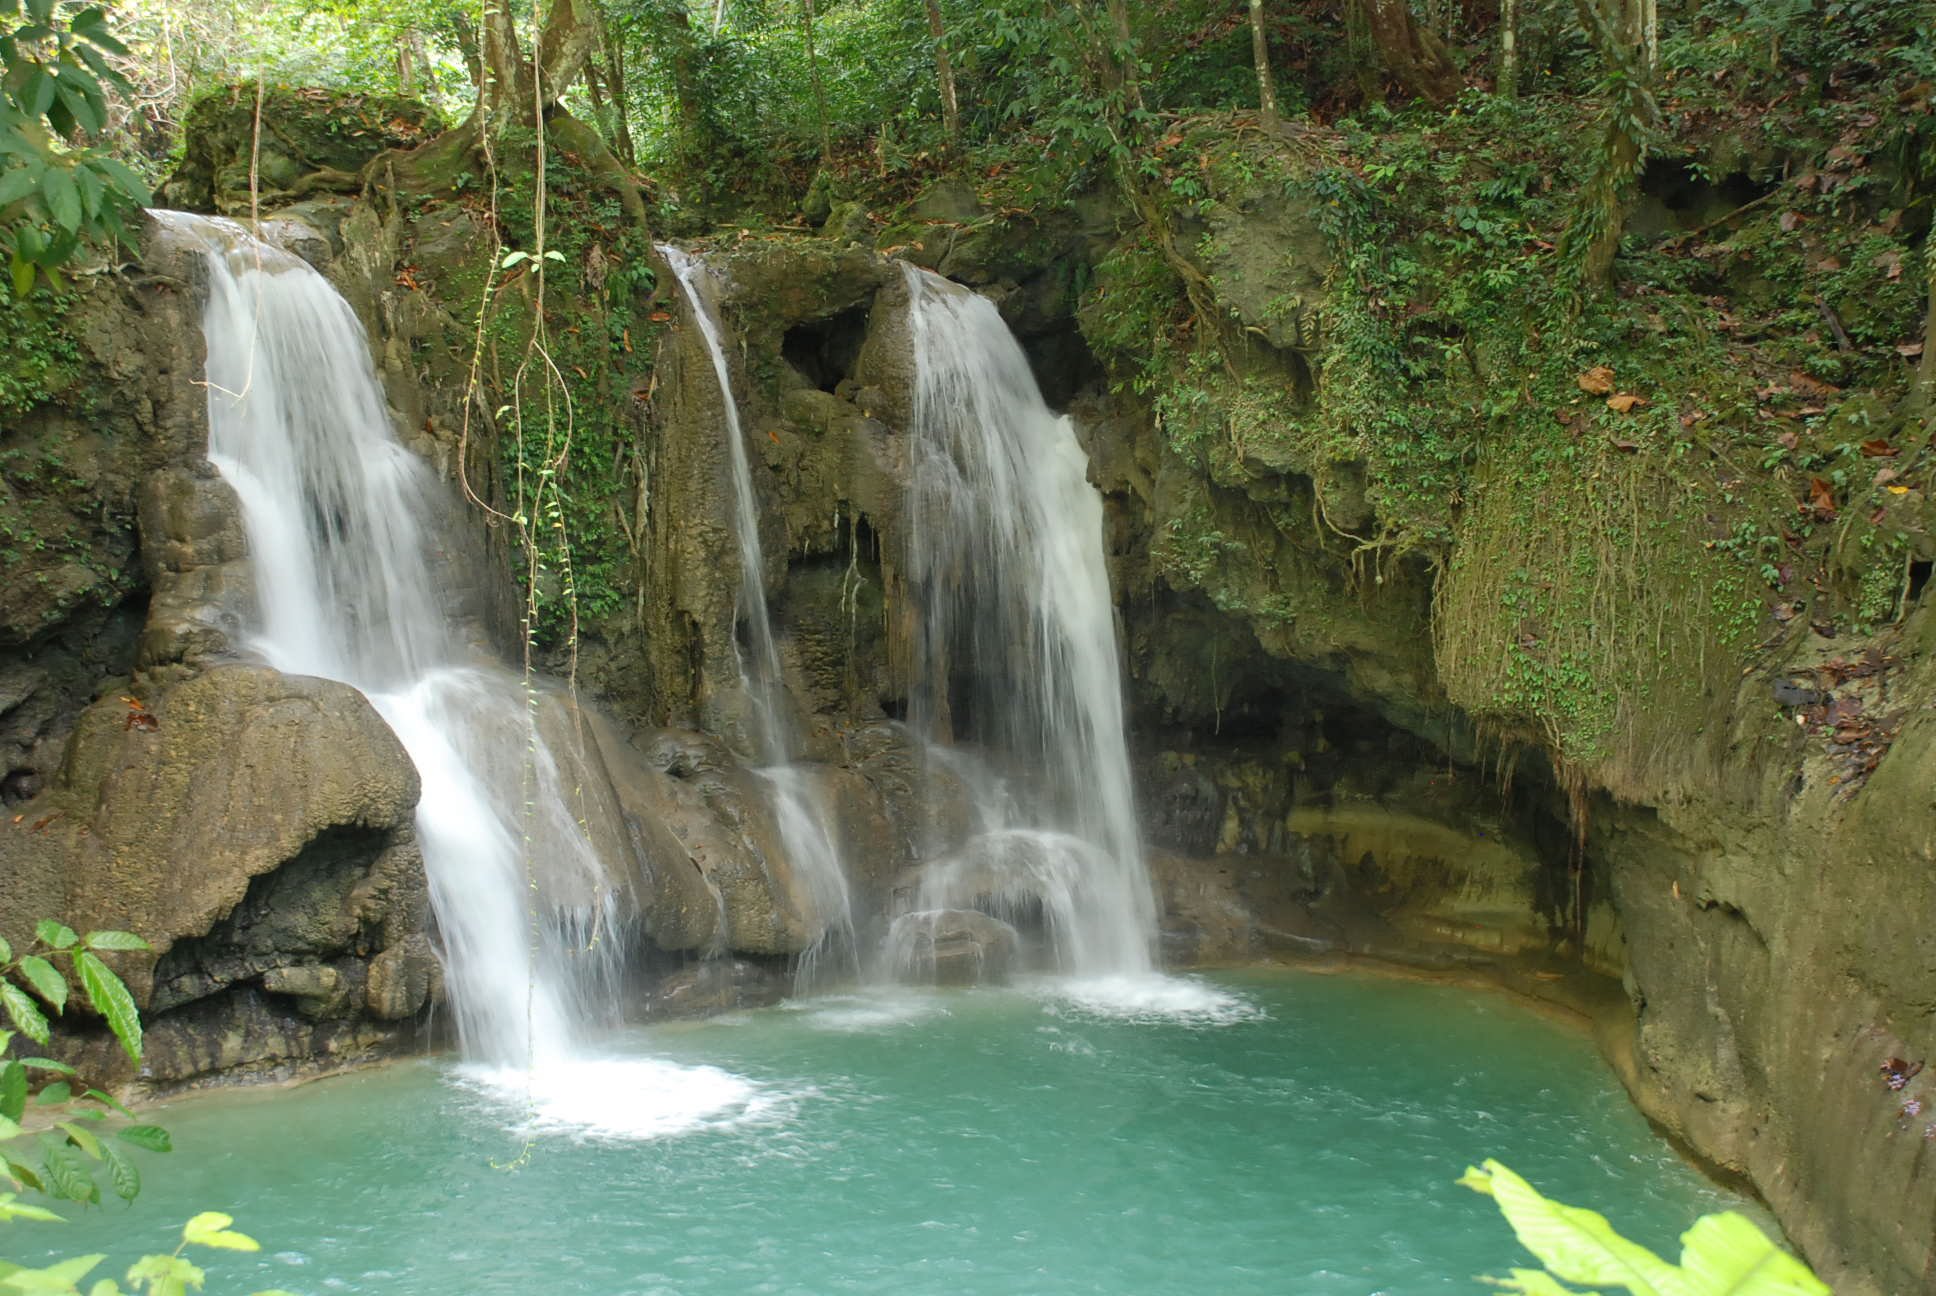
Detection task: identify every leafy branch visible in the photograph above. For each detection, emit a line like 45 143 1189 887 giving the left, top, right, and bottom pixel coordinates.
1463 1159 1830 1295
0 0 151 295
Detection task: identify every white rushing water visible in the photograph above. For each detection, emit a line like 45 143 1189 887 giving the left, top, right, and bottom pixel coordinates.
164 213 768 1135
167 211 619 1064
897 263 1158 978
658 244 855 988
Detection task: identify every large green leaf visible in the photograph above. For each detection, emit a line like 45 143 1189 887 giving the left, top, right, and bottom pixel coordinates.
1491 1269 1605 1295
114 1125 170 1154
0 1191 61 1223
86 157 150 207
16 956 67 1013
39 167 78 233
53 1122 98 1160
124 1255 201 1296
0 1253 103 1292
0 984 48 1047
0 1059 26 1122
1462 1161 1695 1296
182 1211 260 1252
1675 1212 1830 1296
36 1138 95 1205
79 932 147 953
97 1141 137 1203
22 1059 77 1076
33 923 76 952
3 1157 45 1193
73 951 139 1063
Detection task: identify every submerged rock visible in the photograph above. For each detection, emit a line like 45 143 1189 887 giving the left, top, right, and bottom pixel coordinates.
884 908 1018 986
644 958 788 1019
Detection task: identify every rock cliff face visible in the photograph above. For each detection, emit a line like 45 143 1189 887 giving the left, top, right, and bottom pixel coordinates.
0 226 439 1089
1 91 1930 1292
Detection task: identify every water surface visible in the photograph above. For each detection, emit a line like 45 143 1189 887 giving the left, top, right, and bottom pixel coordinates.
40 970 1737 1294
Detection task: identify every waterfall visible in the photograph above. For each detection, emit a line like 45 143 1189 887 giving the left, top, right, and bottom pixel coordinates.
161 212 626 1068
895 264 1158 977
658 244 855 987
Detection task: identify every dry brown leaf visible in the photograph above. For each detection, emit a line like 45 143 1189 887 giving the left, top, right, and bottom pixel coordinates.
1808 477 1837 518
1577 365 1615 395
1606 392 1644 413
1789 369 1842 397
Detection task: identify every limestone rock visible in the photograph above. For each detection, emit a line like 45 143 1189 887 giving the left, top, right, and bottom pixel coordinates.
366 935 437 1020
644 959 788 1019
885 908 1018 986
134 464 255 669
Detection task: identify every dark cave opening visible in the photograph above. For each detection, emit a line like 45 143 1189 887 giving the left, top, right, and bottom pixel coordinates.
782 304 871 394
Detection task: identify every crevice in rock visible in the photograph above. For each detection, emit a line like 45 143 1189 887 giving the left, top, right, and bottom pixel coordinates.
1018 316 1107 410
1907 559 1931 605
1632 161 1777 239
150 823 398 1013
782 304 870 394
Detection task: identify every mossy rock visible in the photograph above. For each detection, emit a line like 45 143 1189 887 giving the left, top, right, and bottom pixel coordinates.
158 85 441 216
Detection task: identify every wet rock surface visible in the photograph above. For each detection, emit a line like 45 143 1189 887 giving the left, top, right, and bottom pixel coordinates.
0 110 1929 1294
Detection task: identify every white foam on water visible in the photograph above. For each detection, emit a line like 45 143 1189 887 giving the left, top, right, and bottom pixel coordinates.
780 991 953 1034
1026 974 1268 1027
453 1056 791 1142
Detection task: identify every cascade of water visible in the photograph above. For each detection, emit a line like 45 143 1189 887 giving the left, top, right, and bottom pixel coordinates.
657 244 855 985
896 263 1157 977
162 212 625 1067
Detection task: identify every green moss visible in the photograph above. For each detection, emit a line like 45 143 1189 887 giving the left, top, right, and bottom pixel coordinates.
404 142 668 657
1080 91 1930 795
0 292 79 419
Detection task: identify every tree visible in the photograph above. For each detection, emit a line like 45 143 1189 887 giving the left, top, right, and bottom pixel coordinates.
1347 0 1463 104
800 0 829 161
923 0 959 147
1248 0 1278 125
1560 0 1665 291
1498 0 1518 97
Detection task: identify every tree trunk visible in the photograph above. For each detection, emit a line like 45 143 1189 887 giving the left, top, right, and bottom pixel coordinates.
1565 0 1664 292
1499 0 1517 97
476 0 601 133
1915 247 1936 422
596 10 636 164
802 0 830 159
923 0 960 146
1102 0 1145 112
1351 0 1463 103
713 0 728 36
1248 0 1279 124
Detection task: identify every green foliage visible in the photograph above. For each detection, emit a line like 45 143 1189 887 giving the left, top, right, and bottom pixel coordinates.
0 288 76 415
0 0 150 295
1 923 291 1296
2 925 153 1208
1463 1159 1830 1295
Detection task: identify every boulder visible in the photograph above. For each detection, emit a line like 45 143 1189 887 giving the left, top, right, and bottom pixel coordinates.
644 958 788 1019
884 908 1018 986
